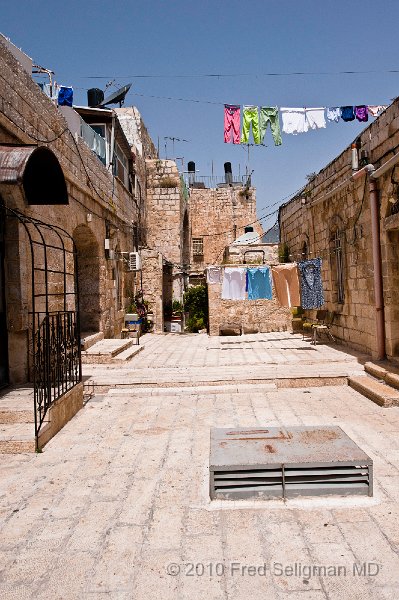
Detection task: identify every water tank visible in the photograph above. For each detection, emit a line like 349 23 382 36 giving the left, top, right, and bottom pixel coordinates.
245 226 254 233
224 162 233 184
87 88 104 108
187 161 196 186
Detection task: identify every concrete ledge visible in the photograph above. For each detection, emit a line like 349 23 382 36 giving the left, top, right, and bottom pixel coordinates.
349 375 399 407
38 382 84 449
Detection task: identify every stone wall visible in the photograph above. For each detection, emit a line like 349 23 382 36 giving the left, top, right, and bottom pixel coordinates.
139 249 164 332
279 98 399 359
189 186 263 270
226 243 278 265
0 39 140 382
208 264 292 336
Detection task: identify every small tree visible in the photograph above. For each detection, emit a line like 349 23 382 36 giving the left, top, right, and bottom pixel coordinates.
183 285 208 332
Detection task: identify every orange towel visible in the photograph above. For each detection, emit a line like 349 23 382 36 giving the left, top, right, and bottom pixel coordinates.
271 264 301 307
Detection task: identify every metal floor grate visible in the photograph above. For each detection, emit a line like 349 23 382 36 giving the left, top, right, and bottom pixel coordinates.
210 427 373 500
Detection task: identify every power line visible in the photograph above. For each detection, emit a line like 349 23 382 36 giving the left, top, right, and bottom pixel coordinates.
81 69 399 79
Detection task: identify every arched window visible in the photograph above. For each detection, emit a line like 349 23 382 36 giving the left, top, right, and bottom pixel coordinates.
301 240 308 260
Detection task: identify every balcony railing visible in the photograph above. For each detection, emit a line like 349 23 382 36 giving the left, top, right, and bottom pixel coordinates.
182 174 250 189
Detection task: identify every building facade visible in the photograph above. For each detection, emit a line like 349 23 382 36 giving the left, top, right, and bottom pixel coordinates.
279 98 399 360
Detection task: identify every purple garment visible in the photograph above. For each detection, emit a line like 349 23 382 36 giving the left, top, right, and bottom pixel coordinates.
354 105 368 122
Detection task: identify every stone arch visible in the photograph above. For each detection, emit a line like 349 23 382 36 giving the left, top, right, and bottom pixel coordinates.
73 225 101 333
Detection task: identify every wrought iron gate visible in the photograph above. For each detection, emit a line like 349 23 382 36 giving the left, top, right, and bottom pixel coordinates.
4 206 81 448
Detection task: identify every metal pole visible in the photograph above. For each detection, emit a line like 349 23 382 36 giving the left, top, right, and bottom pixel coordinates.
369 177 386 360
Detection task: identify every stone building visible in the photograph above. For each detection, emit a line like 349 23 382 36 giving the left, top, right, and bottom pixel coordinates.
0 36 145 447
188 178 263 282
279 98 399 361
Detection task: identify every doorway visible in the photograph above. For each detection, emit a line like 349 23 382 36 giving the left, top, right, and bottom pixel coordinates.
73 225 101 333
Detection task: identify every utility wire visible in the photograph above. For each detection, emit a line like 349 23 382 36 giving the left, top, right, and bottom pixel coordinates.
81 69 399 79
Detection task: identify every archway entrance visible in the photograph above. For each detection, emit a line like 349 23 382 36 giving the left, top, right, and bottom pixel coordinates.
73 225 101 333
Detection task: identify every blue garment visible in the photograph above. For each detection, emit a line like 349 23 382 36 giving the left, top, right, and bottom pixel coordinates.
298 258 324 309
247 267 273 300
58 86 73 107
340 106 355 122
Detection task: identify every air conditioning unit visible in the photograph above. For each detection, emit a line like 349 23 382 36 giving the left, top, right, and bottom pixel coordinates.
129 251 142 271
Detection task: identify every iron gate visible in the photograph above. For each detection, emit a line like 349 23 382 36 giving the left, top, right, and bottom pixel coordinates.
4 206 81 448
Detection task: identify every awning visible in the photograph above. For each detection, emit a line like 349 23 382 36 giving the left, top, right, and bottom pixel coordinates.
0 145 68 205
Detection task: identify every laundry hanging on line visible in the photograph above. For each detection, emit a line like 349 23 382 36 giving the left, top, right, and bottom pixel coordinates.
247 266 273 300
223 103 388 144
298 258 325 310
221 267 247 300
271 263 301 308
206 266 222 284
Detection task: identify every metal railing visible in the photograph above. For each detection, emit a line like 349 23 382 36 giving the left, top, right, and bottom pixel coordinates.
33 311 81 441
182 174 249 189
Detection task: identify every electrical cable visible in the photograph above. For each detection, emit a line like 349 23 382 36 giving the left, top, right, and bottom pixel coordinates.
81 69 399 79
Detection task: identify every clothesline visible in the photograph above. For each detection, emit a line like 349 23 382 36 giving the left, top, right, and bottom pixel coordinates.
224 104 387 146
206 260 325 310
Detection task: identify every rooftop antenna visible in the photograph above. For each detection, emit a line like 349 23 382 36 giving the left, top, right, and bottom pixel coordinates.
164 136 189 159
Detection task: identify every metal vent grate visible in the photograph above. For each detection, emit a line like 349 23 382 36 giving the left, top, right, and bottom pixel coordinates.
210 427 373 500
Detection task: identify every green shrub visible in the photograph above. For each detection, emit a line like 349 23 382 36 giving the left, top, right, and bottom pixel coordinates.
183 285 208 332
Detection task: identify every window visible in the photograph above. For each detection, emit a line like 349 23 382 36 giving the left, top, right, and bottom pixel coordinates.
113 142 129 189
331 229 345 304
192 237 204 256
301 240 308 260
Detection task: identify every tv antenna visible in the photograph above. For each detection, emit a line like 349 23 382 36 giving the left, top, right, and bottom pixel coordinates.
164 136 189 159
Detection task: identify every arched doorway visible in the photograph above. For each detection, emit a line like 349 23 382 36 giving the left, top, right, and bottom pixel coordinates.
73 225 101 333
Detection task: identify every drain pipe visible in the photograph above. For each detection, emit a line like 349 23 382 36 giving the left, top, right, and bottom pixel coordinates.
352 164 386 359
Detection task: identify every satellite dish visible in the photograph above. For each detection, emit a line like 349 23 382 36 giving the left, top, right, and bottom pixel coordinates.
99 83 132 107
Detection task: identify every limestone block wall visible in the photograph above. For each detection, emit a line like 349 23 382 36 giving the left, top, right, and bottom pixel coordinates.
208 265 292 336
0 40 140 381
279 98 399 358
140 249 164 332
145 159 187 266
189 187 263 270
226 243 278 264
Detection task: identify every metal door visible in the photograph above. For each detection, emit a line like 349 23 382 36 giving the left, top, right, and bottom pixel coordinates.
0 211 8 388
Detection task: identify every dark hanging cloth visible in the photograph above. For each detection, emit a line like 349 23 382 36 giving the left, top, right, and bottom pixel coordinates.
298 258 324 309
340 106 355 122
58 86 73 107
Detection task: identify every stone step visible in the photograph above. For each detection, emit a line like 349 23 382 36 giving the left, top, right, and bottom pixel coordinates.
80 331 104 351
364 361 399 391
81 339 135 364
87 373 351 394
0 387 34 424
349 375 399 407
111 344 144 363
0 422 36 453
107 382 278 396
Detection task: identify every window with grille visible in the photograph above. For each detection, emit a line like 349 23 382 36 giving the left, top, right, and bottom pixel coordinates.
331 230 345 304
192 237 204 256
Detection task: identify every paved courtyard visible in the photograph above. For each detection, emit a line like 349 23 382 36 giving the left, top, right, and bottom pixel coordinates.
1 333 399 599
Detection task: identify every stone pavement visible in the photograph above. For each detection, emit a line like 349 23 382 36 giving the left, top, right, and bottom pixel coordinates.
1 333 399 599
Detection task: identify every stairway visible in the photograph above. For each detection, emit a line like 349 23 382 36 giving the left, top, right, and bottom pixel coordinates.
349 361 399 407
81 338 143 364
0 386 38 453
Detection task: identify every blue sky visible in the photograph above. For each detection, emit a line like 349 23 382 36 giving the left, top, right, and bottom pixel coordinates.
2 0 399 230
